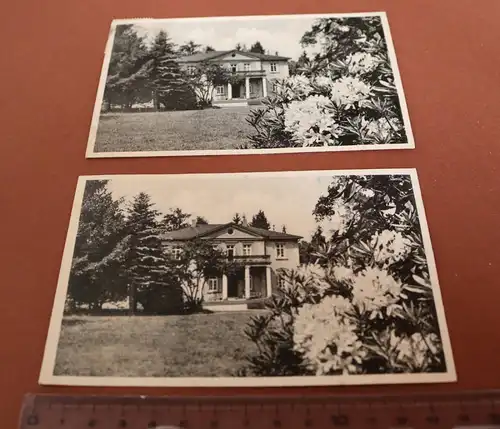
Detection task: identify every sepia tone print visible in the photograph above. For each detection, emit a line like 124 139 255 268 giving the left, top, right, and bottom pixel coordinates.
39 170 455 387
86 13 414 157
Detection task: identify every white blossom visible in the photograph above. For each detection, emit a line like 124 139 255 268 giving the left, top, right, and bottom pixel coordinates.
293 295 365 374
284 95 340 146
363 116 402 142
346 52 381 75
350 267 403 319
329 76 372 109
370 230 412 266
276 75 313 99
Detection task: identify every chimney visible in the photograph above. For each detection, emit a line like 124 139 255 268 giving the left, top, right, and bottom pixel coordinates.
275 51 279 56
242 214 248 227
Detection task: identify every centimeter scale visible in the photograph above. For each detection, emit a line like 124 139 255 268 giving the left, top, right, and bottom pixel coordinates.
19 392 500 429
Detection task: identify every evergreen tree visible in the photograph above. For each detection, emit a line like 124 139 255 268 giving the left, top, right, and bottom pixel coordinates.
104 25 150 110
232 213 242 225
250 41 265 54
311 225 326 248
126 193 183 314
68 180 127 311
281 225 287 234
195 216 209 225
235 43 243 51
250 210 271 230
179 40 202 56
155 54 198 110
205 45 215 52
148 30 176 110
163 207 191 231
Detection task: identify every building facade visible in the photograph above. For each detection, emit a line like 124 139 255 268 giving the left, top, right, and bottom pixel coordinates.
177 50 290 103
160 218 301 303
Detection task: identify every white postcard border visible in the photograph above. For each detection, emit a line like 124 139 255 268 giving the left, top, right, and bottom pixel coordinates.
84 11 415 158
39 168 455 387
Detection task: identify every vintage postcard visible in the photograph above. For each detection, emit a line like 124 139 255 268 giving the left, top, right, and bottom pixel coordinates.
39 169 455 387
86 12 415 158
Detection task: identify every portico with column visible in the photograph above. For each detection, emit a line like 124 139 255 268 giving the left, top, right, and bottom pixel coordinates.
220 264 272 300
226 75 268 100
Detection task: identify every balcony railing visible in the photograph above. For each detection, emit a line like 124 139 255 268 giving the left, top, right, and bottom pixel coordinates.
230 70 266 76
230 254 271 264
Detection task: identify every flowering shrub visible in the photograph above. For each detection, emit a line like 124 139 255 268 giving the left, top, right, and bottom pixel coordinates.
245 17 407 149
242 175 446 376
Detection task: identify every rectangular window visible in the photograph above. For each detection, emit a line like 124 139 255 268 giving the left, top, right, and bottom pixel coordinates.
278 277 286 288
244 63 250 71
208 278 218 292
216 86 224 95
270 62 277 72
276 243 285 258
226 245 235 258
187 65 196 74
172 247 182 260
243 244 252 256
230 63 237 72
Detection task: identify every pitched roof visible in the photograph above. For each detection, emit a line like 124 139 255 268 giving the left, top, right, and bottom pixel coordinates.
176 50 290 63
160 222 302 241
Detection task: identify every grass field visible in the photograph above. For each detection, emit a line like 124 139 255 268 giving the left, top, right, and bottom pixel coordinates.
54 311 265 377
94 107 255 153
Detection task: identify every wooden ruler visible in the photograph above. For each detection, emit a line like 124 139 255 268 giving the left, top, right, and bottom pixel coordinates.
19 392 500 429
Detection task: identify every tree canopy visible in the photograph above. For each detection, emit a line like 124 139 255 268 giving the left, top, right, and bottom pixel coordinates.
249 41 265 54
250 210 271 230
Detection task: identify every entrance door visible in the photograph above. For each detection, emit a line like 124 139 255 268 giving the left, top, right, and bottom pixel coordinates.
228 273 239 298
232 83 241 98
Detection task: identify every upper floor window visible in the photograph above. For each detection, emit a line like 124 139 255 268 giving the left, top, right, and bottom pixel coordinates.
226 244 235 258
172 247 182 260
187 65 196 74
276 243 285 258
270 62 277 72
244 63 250 71
230 63 237 73
208 278 218 292
216 85 224 95
243 244 252 256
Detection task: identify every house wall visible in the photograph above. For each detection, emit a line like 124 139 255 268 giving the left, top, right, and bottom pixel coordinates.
262 60 289 79
265 240 300 270
212 240 266 256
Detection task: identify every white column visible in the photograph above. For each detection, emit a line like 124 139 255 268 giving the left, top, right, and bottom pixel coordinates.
266 266 272 297
222 274 228 300
262 77 267 97
245 76 250 99
227 83 232 100
244 266 251 299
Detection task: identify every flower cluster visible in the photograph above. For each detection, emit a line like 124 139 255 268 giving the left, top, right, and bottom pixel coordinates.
346 52 381 75
362 117 403 143
284 95 340 146
350 267 403 319
293 295 366 375
370 229 412 266
329 76 373 109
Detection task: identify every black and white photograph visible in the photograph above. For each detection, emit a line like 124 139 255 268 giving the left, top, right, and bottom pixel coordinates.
39 170 455 387
86 13 414 158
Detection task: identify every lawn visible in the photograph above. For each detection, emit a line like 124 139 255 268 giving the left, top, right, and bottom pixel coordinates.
94 106 256 153
54 311 266 377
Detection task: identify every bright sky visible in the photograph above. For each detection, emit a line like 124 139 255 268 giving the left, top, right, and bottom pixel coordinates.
105 173 336 240
131 15 319 61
